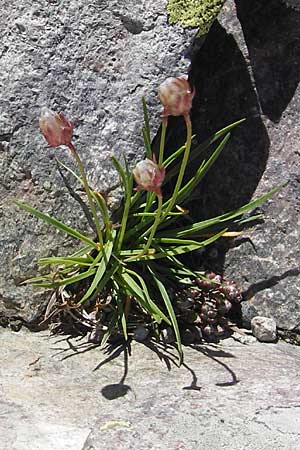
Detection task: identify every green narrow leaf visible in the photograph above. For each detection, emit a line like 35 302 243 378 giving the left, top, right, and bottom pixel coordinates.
56 158 83 185
78 261 120 305
124 230 226 261
111 156 134 252
100 311 119 348
92 191 112 241
126 269 170 325
149 267 182 364
175 132 231 206
120 269 170 325
165 119 245 181
78 230 116 304
113 281 128 341
14 200 98 249
142 97 151 158
38 256 94 267
70 244 95 257
30 267 97 288
160 182 287 238
142 128 152 159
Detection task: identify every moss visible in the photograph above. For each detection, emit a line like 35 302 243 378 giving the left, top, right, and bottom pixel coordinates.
167 0 225 35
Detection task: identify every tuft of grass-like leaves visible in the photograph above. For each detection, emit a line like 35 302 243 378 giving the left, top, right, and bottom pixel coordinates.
15 80 285 364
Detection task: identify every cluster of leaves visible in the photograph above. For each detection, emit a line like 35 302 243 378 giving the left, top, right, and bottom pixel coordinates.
15 100 283 363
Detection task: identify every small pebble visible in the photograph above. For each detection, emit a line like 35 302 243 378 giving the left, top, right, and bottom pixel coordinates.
160 327 175 344
133 326 149 342
251 316 277 343
88 326 103 344
181 329 195 345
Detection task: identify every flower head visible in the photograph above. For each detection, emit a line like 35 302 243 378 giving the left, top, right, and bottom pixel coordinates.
39 107 74 147
133 156 165 197
158 75 194 119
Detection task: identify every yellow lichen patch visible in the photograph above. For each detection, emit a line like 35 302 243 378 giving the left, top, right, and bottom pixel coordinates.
167 0 225 34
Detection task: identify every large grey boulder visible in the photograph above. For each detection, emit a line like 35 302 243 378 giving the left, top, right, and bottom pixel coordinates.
1 0 299 334
0 0 194 323
185 0 300 332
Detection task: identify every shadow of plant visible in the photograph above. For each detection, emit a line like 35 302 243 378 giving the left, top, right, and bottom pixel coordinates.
50 332 240 395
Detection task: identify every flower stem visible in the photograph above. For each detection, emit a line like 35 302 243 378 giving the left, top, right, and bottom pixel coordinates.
158 118 167 166
162 115 192 218
68 142 103 246
141 194 163 256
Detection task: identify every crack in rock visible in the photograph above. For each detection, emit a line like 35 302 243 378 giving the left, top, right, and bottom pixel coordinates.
253 405 300 435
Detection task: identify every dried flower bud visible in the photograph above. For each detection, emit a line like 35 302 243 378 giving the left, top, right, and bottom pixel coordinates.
132 156 165 197
39 107 73 147
158 75 194 118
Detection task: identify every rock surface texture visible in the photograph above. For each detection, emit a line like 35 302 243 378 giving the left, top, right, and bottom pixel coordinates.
1 0 299 332
0 0 193 323
187 0 300 332
1 328 300 450
251 316 277 342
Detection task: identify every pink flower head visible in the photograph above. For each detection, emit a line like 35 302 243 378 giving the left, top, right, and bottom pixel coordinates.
158 75 194 119
39 107 74 147
133 156 165 197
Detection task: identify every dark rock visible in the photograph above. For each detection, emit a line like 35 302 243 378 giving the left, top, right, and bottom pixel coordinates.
187 0 300 332
133 325 149 342
9 319 23 332
181 328 195 345
0 0 194 323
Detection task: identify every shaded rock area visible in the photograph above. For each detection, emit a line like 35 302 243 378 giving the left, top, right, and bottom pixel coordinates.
1 328 300 450
0 0 194 323
185 0 300 331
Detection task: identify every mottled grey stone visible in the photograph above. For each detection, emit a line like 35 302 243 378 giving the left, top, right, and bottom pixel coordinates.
185 0 300 332
133 325 149 342
1 328 300 450
0 0 194 322
251 316 277 342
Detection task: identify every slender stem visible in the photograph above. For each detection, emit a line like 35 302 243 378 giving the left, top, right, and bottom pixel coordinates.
162 115 192 218
93 191 111 241
124 295 132 318
141 194 163 255
158 118 168 166
67 142 103 246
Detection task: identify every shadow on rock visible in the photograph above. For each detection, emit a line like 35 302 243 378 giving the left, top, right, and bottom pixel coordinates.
95 343 133 400
157 4 299 285
236 0 300 122
188 19 269 222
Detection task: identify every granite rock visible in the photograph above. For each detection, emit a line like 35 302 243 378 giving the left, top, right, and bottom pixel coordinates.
251 316 277 342
184 0 300 332
1 328 300 450
0 0 194 323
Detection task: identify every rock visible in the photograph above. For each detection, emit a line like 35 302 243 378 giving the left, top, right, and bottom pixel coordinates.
181 328 195 345
3 328 300 450
185 0 300 332
133 325 149 342
0 0 194 323
231 331 257 345
251 316 277 342
160 326 176 344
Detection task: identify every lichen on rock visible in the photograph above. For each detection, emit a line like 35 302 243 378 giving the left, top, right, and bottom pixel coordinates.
167 0 225 34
